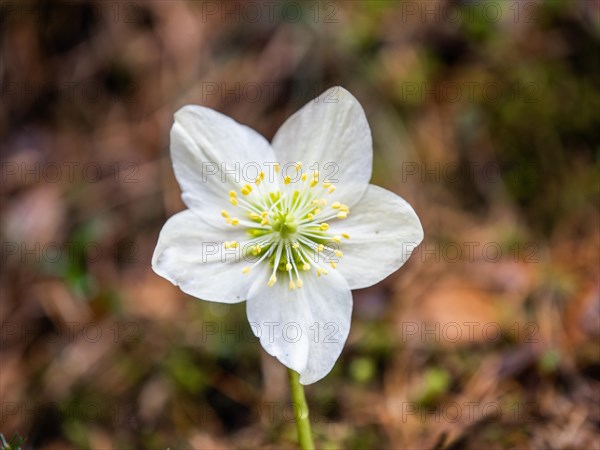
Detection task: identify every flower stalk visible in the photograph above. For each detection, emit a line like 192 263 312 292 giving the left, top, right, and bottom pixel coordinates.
288 368 315 450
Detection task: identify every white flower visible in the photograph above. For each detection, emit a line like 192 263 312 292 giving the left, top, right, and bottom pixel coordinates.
152 87 423 384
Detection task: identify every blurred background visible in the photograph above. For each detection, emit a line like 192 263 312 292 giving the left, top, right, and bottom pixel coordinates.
1 1 599 449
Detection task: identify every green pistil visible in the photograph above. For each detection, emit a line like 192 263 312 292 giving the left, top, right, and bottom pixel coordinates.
272 213 298 239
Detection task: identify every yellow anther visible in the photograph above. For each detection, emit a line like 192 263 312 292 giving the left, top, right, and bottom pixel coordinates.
337 211 348 219
230 197 238 206
289 280 296 290
328 186 336 193
310 178 318 188
221 210 230 218
230 218 240 226
284 175 292 185
342 233 350 239
260 218 269 226
255 172 265 184
292 242 300 249
319 223 329 231
224 241 238 249
286 262 292 271
261 211 268 218
317 268 322 277
331 201 341 209
333 235 342 243
307 213 314 220
249 212 260 220
301 173 308 181
268 275 277 287
317 244 325 252
334 250 343 257
313 171 320 179
229 190 237 198
242 267 251 274
294 162 302 171
313 208 321 215
330 262 337 269
241 184 252 196
296 279 303 288
339 204 349 213
302 263 311 271
274 163 280 173
323 182 331 188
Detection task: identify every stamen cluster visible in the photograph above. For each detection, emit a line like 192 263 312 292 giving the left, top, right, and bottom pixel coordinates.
220 163 350 290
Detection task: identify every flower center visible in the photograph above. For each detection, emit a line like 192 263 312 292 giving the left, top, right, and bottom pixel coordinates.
219 163 351 290
271 213 298 238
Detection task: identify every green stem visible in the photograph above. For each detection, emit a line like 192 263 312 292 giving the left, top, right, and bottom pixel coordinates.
288 368 315 450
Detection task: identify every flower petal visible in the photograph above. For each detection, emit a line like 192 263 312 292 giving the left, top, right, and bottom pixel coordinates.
152 209 257 303
246 270 352 384
171 105 278 225
329 185 423 290
271 86 372 207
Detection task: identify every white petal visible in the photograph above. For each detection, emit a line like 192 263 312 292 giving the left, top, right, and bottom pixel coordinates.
246 270 352 384
152 209 256 303
329 185 423 290
272 86 372 207
171 105 278 225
